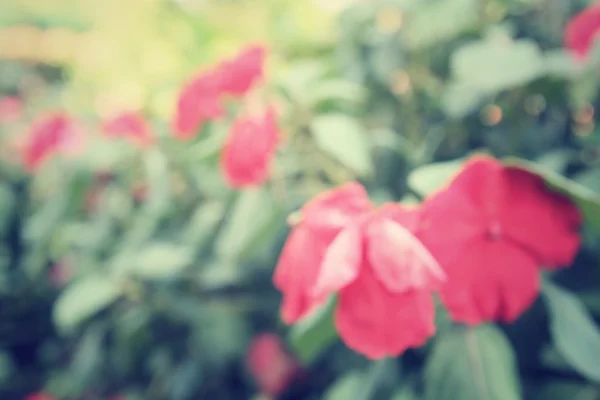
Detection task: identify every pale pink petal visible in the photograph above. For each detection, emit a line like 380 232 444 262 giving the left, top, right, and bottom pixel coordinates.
311 225 363 299
367 218 445 293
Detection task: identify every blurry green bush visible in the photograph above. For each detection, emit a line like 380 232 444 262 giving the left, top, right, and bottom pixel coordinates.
0 0 600 399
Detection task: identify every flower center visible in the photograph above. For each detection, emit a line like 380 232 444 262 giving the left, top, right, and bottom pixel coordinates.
487 221 502 241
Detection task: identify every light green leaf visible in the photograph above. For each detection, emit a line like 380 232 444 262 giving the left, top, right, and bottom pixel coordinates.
404 0 478 50
451 37 544 93
542 281 600 382
131 243 193 279
392 386 419 400
311 113 373 176
574 168 600 195
504 157 600 234
424 325 522 400
289 296 338 365
215 187 281 260
442 82 487 119
407 158 464 197
324 371 365 400
53 275 122 333
306 79 365 109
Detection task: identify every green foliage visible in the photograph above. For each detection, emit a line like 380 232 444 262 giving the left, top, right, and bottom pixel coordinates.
543 281 600 383
53 274 122 333
424 324 522 400
288 296 338 365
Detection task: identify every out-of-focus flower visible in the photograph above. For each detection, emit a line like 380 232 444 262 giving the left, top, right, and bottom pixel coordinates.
21 112 83 172
274 183 443 359
132 181 149 204
0 96 22 123
274 182 372 324
217 45 266 97
565 3 600 59
418 155 581 325
246 333 301 397
172 70 224 140
102 111 154 147
310 203 444 359
221 106 279 188
24 393 55 400
49 258 75 287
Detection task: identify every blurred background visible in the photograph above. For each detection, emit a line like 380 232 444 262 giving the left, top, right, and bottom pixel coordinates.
1 0 600 399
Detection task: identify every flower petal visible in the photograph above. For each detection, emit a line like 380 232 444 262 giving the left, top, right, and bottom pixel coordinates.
311 225 363 299
565 3 600 60
439 239 540 325
367 218 445 293
335 267 436 359
500 168 581 268
273 224 336 324
301 182 372 230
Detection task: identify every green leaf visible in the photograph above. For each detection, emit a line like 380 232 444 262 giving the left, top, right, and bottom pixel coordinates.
441 82 487 119
407 158 464 197
311 114 373 176
424 325 522 400
288 296 338 365
542 281 600 382
450 37 544 93
131 243 193 279
392 387 419 400
53 275 122 333
574 168 600 195
404 0 478 50
529 382 598 400
306 79 365 109
215 187 281 261
324 371 365 400
504 157 600 234
0 183 15 236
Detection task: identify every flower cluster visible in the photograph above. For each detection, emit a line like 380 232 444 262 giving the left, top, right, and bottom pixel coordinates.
17 44 278 189
274 155 581 359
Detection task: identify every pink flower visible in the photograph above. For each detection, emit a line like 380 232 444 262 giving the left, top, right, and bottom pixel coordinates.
102 111 154 147
310 204 444 359
172 70 224 139
22 112 83 172
0 96 22 123
565 3 600 59
221 106 279 188
274 183 443 359
418 155 581 325
217 45 266 97
274 182 372 323
246 333 301 397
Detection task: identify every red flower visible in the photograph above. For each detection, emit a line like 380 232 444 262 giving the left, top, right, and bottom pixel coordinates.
172 70 224 139
221 106 279 188
0 96 22 123
274 182 372 323
102 111 154 147
246 333 301 397
418 155 581 325
311 203 444 359
274 183 443 359
22 112 83 171
565 3 600 59
217 45 266 97
24 393 55 400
